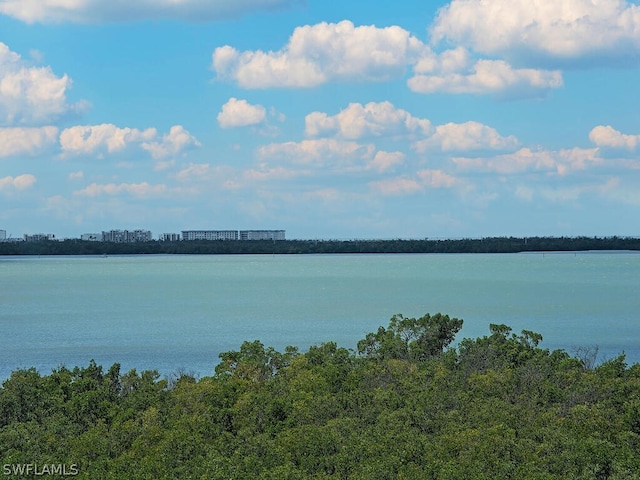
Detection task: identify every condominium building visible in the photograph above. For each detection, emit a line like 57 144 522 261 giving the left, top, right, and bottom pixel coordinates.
102 229 153 243
181 230 238 241
239 230 286 241
181 230 286 241
81 233 103 241
24 233 56 242
159 233 181 242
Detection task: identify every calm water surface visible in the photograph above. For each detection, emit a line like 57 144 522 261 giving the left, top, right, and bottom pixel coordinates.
1 253 638 380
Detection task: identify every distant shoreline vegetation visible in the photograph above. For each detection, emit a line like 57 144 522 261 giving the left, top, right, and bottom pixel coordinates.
0 236 639 255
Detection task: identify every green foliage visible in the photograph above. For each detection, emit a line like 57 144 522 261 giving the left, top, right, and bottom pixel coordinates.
1 314 639 479
2 236 639 256
357 312 463 362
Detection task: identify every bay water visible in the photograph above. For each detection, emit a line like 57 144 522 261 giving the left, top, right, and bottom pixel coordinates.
1 252 638 381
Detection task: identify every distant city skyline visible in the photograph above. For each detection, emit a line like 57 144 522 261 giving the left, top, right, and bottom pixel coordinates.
1 1 640 239
4 228 287 242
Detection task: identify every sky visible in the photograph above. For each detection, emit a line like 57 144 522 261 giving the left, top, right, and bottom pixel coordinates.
1 0 639 240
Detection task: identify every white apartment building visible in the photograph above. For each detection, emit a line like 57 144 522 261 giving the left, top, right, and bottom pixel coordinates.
159 233 181 242
239 230 286 241
181 230 238 241
102 229 153 243
181 230 286 241
24 233 56 242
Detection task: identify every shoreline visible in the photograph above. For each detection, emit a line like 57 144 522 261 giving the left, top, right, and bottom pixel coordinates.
1 236 639 255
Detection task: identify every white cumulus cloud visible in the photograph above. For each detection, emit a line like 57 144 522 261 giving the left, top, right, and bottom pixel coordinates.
0 126 58 157
0 0 303 24
74 182 172 198
589 125 640 150
305 101 432 139
408 58 563 97
413 121 519 152
258 138 412 175
141 125 201 160
451 147 601 175
217 98 267 128
60 124 156 156
370 169 463 196
212 20 428 88
0 173 37 191
416 169 462 188
368 151 405 173
212 19 565 97
0 42 87 125
370 176 423 196
257 138 375 167
59 124 200 160
430 0 640 65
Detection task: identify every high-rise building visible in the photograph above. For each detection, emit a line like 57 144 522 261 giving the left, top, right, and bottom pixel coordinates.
181 230 238 241
181 230 286 241
24 233 56 242
159 233 181 241
102 229 152 243
239 230 286 241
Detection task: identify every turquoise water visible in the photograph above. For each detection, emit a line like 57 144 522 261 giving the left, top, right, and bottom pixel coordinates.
1 253 638 380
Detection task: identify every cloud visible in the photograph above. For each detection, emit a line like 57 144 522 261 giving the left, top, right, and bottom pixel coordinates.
59 124 200 160
0 173 36 191
257 138 375 168
257 139 409 175
305 101 432 139
242 165 302 182
416 169 462 188
172 163 216 182
538 178 621 203
369 151 405 173
369 168 462 196
430 0 640 65
60 124 156 156
0 126 58 157
212 20 564 98
409 58 563 97
413 121 519 152
0 0 303 24
171 163 245 190
141 125 201 160
368 167 464 196
304 101 518 152
74 182 173 199
212 20 427 88
0 42 87 125
589 125 640 150
451 147 601 175
171 162 303 192
369 176 424 196
217 98 267 128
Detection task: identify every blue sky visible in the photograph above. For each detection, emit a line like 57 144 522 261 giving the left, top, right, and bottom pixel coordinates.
1 0 639 240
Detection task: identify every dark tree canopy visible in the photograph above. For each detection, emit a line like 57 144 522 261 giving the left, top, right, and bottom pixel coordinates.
357 312 463 361
1 235 639 255
1 314 639 479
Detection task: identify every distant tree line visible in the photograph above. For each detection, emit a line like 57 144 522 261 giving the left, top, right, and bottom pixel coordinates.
1 313 639 479
1 236 639 255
